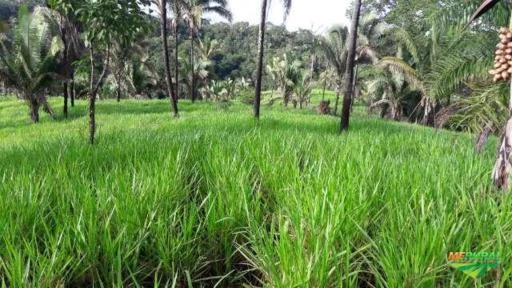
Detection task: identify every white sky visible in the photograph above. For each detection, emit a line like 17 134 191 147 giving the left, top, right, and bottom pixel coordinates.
212 0 350 33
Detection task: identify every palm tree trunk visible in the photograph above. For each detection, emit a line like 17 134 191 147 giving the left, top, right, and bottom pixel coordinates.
340 0 361 132
161 0 179 117
492 79 512 190
190 32 196 102
28 95 39 123
61 16 69 117
322 80 326 101
70 73 75 107
334 87 340 115
254 0 268 119
89 46 109 145
63 82 68 118
89 48 96 145
175 22 180 99
350 65 358 113
116 68 122 102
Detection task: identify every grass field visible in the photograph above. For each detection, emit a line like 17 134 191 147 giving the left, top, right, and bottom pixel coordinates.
0 96 511 287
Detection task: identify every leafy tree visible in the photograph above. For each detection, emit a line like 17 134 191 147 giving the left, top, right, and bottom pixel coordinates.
77 0 148 144
0 5 61 123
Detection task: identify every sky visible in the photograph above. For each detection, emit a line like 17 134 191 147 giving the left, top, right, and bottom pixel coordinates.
212 0 350 34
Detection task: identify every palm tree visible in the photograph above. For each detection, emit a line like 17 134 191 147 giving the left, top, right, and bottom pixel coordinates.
254 0 292 119
467 0 512 190
319 26 348 114
340 0 362 131
180 51 210 100
182 0 231 102
157 0 179 117
367 64 414 121
0 6 61 123
266 55 302 107
293 71 312 109
170 0 188 100
47 0 84 117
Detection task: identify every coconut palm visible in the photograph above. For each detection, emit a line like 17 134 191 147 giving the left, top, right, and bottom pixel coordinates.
319 26 348 114
180 52 210 100
254 0 292 119
0 5 61 123
182 0 232 102
266 55 302 107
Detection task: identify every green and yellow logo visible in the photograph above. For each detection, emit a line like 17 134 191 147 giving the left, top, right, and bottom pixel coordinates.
448 251 500 279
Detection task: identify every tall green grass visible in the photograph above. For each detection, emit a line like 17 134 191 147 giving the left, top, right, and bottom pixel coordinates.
0 97 511 287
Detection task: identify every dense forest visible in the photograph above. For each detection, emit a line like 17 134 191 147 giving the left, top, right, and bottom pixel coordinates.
1 0 512 287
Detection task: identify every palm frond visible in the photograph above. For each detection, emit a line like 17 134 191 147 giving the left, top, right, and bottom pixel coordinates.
379 56 424 94
388 27 419 64
449 82 508 133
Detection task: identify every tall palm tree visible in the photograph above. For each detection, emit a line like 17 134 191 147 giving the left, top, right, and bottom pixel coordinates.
182 0 231 102
0 6 61 123
170 0 188 100
340 0 362 131
158 0 179 117
254 0 292 119
320 16 384 116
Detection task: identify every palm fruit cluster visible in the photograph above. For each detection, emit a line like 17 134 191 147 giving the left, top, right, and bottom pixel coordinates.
490 27 512 82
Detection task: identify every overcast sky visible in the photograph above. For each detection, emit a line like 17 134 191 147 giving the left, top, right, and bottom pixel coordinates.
211 0 350 33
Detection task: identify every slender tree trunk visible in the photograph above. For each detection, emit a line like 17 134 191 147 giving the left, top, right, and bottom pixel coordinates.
89 48 96 145
89 46 109 145
60 15 69 118
340 0 361 132
334 88 340 115
89 92 96 144
322 80 326 101
70 74 75 107
63 82 69 118
254 0 268 119
161 0 179 117
350 65 358 113
175 22 180 99
116 68 122 102
190 32 196 102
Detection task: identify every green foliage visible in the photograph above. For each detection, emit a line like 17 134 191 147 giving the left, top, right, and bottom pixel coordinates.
77 0 148 50
0 5 62 122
